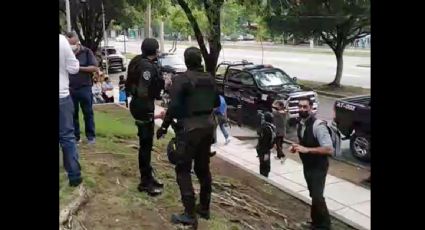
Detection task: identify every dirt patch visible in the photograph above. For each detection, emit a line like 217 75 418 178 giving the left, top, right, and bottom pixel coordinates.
211 157 355 230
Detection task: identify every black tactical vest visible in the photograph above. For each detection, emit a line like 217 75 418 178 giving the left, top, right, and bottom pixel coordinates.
183 71 217 117
297 116 329 169
127 55 163 100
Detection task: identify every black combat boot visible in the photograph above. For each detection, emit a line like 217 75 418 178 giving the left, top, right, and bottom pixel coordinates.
195 204 210 220
171 213 198 227
151 176 164 188
138 177 162 196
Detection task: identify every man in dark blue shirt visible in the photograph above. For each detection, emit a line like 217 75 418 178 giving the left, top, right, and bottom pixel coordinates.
66 32 99 144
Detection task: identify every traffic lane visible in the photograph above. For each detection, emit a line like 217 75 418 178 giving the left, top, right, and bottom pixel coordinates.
110 41 370 88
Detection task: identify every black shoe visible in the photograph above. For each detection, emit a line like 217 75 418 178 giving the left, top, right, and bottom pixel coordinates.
210 151 216 157
69 178 83 187
298 221 312 229
196 204 210 220
137 182 162 196
151 177 164 188
171 213 198 226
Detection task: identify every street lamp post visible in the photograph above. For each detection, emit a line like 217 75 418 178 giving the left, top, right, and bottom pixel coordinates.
65 0 71 32
101 1 109 76
123 29 127 54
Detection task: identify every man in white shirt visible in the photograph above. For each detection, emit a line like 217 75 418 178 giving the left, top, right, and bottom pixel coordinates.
59 34 83 187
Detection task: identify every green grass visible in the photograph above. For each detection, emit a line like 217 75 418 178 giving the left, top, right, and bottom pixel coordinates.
299 79 370 97
60 104 242 229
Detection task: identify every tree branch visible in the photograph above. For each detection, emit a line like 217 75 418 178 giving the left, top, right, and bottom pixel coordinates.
176 0 209 58
321 32 336 51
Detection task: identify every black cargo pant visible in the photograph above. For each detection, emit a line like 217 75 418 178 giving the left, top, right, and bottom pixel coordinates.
175 127 214 215
257 148 271 177
303 163 331 229
130 98 156 184
136 121 155 183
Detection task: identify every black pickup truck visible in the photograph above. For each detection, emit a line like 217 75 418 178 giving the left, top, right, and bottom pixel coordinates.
215 61 318 126
334 95 371 161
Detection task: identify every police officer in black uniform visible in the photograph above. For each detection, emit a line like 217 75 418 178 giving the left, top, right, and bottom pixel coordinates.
125 38 165 196
256 111 276 177
290 97 333 230
156 47 220 227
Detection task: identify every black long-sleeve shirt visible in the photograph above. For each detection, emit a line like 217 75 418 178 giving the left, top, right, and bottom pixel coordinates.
256 113 275 152
161 69 220 131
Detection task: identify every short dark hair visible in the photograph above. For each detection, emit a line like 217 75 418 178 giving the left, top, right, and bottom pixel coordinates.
119 75 125 79
274 100 285 108
298 97 313 106
65 31 78 39
184 47 202 69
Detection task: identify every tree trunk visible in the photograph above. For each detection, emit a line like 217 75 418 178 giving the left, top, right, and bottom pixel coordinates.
329 48 344 87
206 42 221 76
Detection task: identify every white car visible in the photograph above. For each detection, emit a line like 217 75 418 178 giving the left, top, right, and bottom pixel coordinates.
98 46 127 72
116 35 129 42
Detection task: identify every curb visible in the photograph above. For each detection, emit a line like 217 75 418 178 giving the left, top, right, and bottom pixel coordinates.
315 90 346 98
300 85 347 98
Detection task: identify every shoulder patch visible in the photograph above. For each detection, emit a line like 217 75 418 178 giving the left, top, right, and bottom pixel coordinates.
143 71 151 80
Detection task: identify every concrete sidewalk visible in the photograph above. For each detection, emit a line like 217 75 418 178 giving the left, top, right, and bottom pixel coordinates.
212 134 370 230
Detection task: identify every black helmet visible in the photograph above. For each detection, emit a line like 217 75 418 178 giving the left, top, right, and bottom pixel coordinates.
184 47 202 69
167 137 178 165
141 38 159 56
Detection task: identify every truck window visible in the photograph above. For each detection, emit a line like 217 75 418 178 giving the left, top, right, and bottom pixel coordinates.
227 69 242 83
254 70 293 87
239 72 255 86
216 66 227 77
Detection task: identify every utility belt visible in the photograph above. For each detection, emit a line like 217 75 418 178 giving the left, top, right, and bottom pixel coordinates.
135 113 154 125
190 110 213 117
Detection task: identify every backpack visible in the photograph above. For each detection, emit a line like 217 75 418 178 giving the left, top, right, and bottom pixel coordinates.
264 122 276 149
313 119 342 157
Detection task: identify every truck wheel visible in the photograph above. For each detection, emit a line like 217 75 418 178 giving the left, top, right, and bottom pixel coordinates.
350 132 370 162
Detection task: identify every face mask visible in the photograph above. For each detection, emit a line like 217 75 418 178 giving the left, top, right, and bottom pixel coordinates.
299 111 310 119
70 45 78 52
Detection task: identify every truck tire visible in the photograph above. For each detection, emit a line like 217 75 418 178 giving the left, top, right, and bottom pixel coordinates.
350 132 370 162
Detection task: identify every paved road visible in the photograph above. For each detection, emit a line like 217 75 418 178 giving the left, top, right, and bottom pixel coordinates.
109 40 370 88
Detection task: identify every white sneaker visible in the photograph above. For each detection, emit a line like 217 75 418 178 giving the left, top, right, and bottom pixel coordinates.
225 138 230 145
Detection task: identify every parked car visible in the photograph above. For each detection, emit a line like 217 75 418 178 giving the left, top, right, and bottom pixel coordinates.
215 61 318 126
97 46 127 73
116 35 129 42
243 34 255 41
157 53 187 107
230 34 244 41
157 53 187 74
334 95 371 162
222 35 231 41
